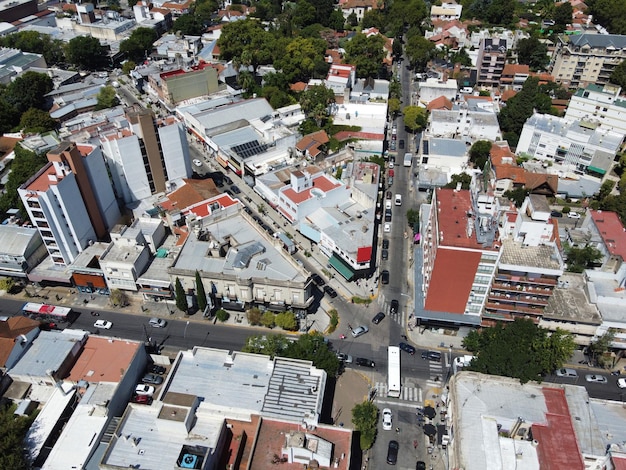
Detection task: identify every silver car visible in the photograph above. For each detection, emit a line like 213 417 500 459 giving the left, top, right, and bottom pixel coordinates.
351 326 369 338
585 374 607 384
555 368 578 378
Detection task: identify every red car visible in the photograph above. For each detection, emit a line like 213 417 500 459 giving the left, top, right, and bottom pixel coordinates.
131 394 152 405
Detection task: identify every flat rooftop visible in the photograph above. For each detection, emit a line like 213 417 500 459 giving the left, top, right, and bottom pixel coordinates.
67 336 141 383
543 272 601 323
498 239 563 272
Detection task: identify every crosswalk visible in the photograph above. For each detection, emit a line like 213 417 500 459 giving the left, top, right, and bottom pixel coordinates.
374 382 421 402
378 296 406 327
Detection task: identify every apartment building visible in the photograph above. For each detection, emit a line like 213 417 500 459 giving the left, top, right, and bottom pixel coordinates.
565 83 626 137
550 33 626 89
18 142 121 266
476 37 507 87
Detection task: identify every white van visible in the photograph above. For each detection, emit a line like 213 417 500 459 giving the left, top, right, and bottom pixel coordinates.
395 194 402 206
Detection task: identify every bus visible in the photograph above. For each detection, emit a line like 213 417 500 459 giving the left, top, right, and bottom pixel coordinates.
21 302 76 325
387 346 401 398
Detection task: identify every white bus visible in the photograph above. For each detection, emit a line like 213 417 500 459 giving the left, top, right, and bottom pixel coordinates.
387 346 401 398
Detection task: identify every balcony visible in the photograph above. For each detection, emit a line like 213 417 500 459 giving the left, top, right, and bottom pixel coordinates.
495 274 557 286
484 301 545 316
488 292 549 307
490 282 553 296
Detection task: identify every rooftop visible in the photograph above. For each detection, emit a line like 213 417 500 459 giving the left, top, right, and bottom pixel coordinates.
66 336 141 383
0 224 40 256
498 239 563 273
589 210 626 261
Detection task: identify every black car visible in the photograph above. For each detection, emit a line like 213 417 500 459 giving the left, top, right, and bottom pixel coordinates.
550 210 563 218
381 270 390 284
355 357 376 368
231 185 241 194
324 286 338 298
421 350 442 362
416 462 426 470
223 175 233 185
399 139 405 149
390 299 399 314
399 342 416 355
225 189 233 197
142 373 164 385
243 206 252 214
372 311 386 324
382 249 389 260
148 364 166 375
384 209 392 222
382 239 389 249
386 440 399 465
311 273 325 286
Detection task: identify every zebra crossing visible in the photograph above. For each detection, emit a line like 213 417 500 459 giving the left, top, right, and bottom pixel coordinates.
379 296 406 326
374 382 422 402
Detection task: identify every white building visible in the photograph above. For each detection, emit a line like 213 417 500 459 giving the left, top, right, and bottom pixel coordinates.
516 113 623 177
565 84 626 138
425 98 501 142
430 2 462 21
419 137 469 178
418 77 458 105
19 142 121 266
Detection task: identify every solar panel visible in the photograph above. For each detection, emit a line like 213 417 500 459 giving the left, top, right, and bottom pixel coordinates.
232 140 269 159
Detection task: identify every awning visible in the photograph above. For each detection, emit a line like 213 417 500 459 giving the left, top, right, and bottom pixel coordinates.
329 255 355 281
587 166 606 175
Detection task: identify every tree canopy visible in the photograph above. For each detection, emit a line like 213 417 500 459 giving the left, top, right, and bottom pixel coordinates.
610 60 626 89
299 84 335 126
565 245 603 273
587 0 626 34
172 14 204 36
4 71 53 114
0 402 35 469
516 37 549 71
402 106 428 132
217 20 276 72
468 140 492 170
0 144 47 218
120 27 158 62
463 318 576 384
343 33 385 79
352 401 378 450
95 86 120 110
0 30 64 65
18 108 57 134
65 36 108 70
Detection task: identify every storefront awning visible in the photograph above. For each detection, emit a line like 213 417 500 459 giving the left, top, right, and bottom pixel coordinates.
587 166 606 175
328 255 355 281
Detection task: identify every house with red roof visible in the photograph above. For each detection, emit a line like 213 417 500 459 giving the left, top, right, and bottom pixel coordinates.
584 210 626 273
295 130 330 160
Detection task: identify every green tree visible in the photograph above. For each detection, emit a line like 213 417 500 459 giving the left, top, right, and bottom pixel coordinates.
468 140 492 170
121 60 136 75
0 402 35 469
516 37 549 71
346 11 358 28
195 271 207 314
175 277 187 312
18 108 57 134
275 311 298 330
284 331 340 377
66 36 108 70
95 86 120 110
388 97 401 116
587 330 615 368
406 208 419 228
299 84 335 126
503 187 529 207
402 105 428 132
566 244 603 273
120 27 158 62
261 311 276 328
215 309 230 322
4 71 53 113
468 0 516 25
109 289 129 307
344 33 385 78
405 35 435 70
444 173 472 190
217 20 275 73
463 318 576 384
0 277 15 293
553 2 573 32
610 60 626 88
0 98 17 134
362 9 385 29
194 0 220 25
351 401 378 450
247 307 263 325
172 14 204 35
587 0 626 34
275 36 326 82
0 144 47 216
385 0 428 38
243 333 291 356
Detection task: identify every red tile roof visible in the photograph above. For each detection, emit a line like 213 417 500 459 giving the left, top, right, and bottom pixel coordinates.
282 174 341 205
159 178 220 213
590 210 626 261
290 82 307 92
501 63 530 76
427 96 453 111
0 317 40 367
184 194 239 218
295 130 330 158
534 388 584 470
425 248 481 313
67 336 141 383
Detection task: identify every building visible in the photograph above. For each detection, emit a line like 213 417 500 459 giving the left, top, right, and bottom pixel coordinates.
0 316 40 370
582 210 626 273
476 37 508 87
430 2 462 21
19 142 121 266
169 194 314 314
448 371 626 470
417 187 500 326
100 110 192 204
483 195 564 325
516 113 622 177
424 97 501 142
550 34 626 89
147 62 224 107
0 0 37 23
418 77 458 105
0 47 47 84
0 225 47 278
418 137 469 178
565 84 626 138
499 63 530 91
340 0 380 23
295 130 329 160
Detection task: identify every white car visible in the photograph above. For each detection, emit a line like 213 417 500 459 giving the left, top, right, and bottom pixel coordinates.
555 368 577 378
94 319 113 329
383 223 391 233
585 374 607 384
389 161 394 169
193 159 202 167
618 378 626 389
382 408 392 430
135 384 155 396
567 211 581 219
351 325 369 338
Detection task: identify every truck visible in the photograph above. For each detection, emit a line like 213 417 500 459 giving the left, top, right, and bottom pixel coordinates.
403 153 413 168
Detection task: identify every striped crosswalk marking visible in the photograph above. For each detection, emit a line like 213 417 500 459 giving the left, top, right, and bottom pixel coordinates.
374 382 421 402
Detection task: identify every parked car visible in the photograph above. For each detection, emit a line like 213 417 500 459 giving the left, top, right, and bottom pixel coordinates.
336 353 353 364
135 384 155 396
355 357 375 368
555 368 578 378
421 350 442 362
390 299 399 314
311 273 325 286
351 325 369 338
382 238 389 249
384 210 392 222
399 342 416 355
148 364 166 375
384 223 391 233
550 211 563 218
223 175 233 185
382 408 393 430
231 185 241 194
382 249 389 260
372 312 386 324
399 139 405 149
381 270 390 284
94 319 112 329
585 374 607 384
142 373 164 385
386 191 392 200
149 317 167 328
617 378 626 389
568 211 581 219
386 440 399 465
131 394 153 405
416 462 426 470
324 286 338 298
192 159 202 167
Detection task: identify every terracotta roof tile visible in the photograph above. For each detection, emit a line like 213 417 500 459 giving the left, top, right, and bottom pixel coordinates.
590 210 626 261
